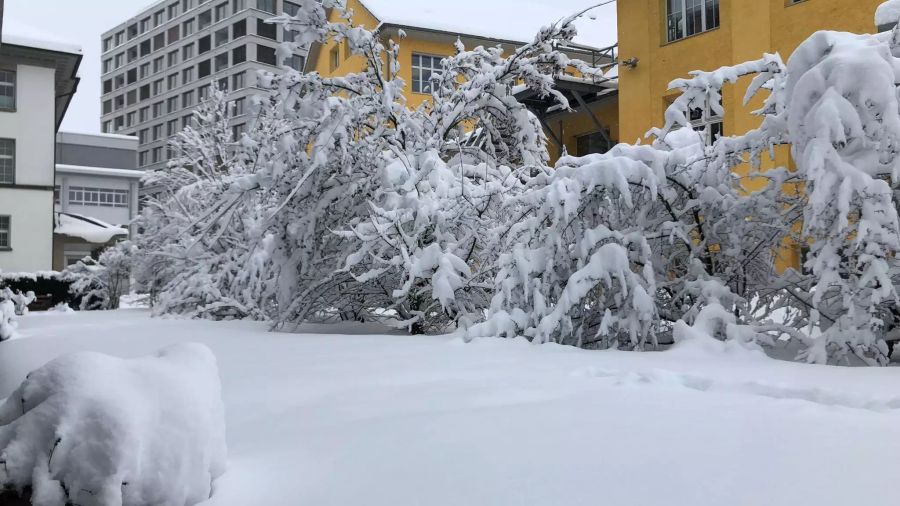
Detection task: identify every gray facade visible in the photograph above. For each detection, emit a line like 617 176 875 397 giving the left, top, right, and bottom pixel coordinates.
100 0 306 172
57 131 137 170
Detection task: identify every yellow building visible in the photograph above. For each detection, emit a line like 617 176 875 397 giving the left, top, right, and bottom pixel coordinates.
616 0 884 145
306 0 621 160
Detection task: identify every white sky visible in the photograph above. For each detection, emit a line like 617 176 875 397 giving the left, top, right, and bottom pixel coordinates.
4 0 617 134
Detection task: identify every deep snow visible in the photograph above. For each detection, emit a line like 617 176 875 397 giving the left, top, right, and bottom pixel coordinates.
2 309 899 506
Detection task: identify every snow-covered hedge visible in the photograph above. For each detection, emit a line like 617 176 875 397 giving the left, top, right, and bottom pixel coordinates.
0 343 227 505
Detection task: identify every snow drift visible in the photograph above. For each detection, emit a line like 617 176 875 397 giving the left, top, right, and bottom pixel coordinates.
0 343 227 506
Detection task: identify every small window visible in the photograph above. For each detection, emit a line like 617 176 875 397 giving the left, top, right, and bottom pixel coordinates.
168 26 181 45
199 35 212 54
329 45 340 72
168 3 179 19
667 0 719 43
167 96 179 113
168 50 180 67
232 71 245 89
127 24 139 40
232 45 246 64
232 96 245 116
0 70 16 110
168 119 180 136
689 98 723 144
232 123 246 140
154 33 167 51
140 39 152 57
182 90 195 107
215 27 230 47
233 19 247 38
139 151 149 167
411 54 441 94
198 10 212 29
576 131 613 156
140 62 151 78
183 66 195 84
198 59 211 78
233 0 245 11
183 43 196 60
215 52 229 72
215 2 228 21
256 44 277 65
256 0 275 13
0 139 14 184
183 18 195 36
0 216 10 249
288 54 305 71
140 84 151 100
257 19 277 40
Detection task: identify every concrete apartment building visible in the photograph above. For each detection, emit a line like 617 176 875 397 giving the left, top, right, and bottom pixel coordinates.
54 132 142 269
0 13 82 273
100 0 307 172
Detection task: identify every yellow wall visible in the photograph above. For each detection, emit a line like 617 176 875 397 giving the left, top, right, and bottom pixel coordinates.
617 0 883 144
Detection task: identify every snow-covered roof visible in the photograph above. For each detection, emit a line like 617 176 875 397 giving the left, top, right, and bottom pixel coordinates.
56 164 144 179
1 16 82 55
358 0 617 49
54 213 128 244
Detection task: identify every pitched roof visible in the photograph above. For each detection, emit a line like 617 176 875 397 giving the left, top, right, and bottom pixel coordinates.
357 0 617 49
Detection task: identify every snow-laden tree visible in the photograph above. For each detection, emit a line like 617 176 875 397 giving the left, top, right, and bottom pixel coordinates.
134 85 278 320
67 241 135 310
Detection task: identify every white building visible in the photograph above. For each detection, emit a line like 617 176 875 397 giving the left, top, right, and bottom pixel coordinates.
0 18 82 272
54 132 142 269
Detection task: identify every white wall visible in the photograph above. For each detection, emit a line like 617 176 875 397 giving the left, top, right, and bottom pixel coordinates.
0 189 54 272
0 63 57 272
56 173 136 226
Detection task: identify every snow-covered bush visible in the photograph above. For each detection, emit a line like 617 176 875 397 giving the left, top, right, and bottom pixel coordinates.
67 241 134 311
0 287 35 341
0 343 227 505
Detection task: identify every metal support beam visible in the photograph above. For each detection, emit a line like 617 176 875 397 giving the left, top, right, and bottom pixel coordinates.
572 91 613 148
536 114 564 152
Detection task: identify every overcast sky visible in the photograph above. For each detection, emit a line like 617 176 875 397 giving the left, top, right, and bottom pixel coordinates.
4 0 617 134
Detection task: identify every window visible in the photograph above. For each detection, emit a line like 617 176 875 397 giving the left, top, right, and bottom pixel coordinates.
168 73 179 90
127 89 137 106
232 96 245 116
139 106 150 122
153 79 164 95
232 45 246 64
126 111 137 127
233 19 247 38
127 24 139 40
215 2 228 21
153 101 164 117
103 59 112 74
167 96 179 113
103 120 112 133
168 3 179 19
183 43 195 60
182 0 194 12
0 139 14 184
153 124 163 140
139 128 149 143
233 0 245 11
688 98 723 144
0 216 9 249
288 54 305 71
154 32 167 51
257 19 277 40
284 1 301 39
154 10 165 27
198 86 210 101
140 17 151 33
667 0 719 42
199 10 212 29
411 54 441 94
183 90 195 107
183 18 195 36
114 53 124 69
127 46 138 63
103 37 113 52
167 119 180 136
168 50 179 67
183 115 193 128
215 27 229 47
114 31 124 46
114 116 125 131
140 62 151 79
199 59 211 78
139 150 149 166
256 44 276 65
115 74 126 89
199 35 212 54
215 52 229 72
153 56 165 74
152 147 163 163
103 99 113 115
103 79 113 94
256 0 275 13
0 71 15 110
140 84 151 100
232 123 246 140
168 26 181 45
217 76 229 91
68 187 130 208
127 68 138 84
140 39 152 57
232 71 245 89
329 45 339 72
183 66 195 84
576 131 613 156
114 94 125 110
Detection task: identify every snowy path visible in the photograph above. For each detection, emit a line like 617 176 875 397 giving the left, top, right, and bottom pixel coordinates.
2 310 899 506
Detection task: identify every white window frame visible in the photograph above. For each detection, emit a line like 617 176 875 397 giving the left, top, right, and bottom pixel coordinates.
666 0 720 43
689 99 723 145
0 215 10 249
0 70 16 111
411 54 442 94
0 139 14 184
68 187 130 208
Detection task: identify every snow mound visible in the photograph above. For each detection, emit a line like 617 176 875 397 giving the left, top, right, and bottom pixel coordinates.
0 343 226 506
876 0 900 28
54 212 128 244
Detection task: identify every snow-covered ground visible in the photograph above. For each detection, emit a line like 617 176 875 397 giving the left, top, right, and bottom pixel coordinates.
2 309 899 506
